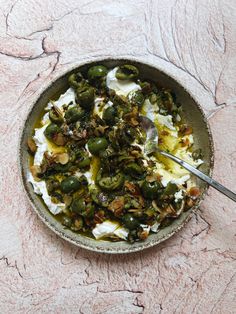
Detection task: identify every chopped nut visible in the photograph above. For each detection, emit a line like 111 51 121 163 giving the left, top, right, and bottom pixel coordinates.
30 165 41 181
54 153 69 165
189 187 201 199
179 124 193 135
53 133 67 146
108 197 124 217
27 138 37 154
63 195 72 206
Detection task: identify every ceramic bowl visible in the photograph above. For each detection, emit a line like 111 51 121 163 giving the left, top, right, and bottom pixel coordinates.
19 58 214 253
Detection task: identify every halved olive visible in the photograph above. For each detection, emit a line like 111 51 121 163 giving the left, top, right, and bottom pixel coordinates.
115 65 139 80
61 176 81 193
96 170 124 191
87 137 108 155
141 180 162 200
88 65 108 81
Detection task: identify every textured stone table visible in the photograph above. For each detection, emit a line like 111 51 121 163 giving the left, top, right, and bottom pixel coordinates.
0 1 235 313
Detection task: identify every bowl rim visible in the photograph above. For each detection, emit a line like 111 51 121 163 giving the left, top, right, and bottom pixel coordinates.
18 56 214 254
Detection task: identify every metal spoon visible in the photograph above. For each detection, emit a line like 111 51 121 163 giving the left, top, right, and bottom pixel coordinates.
140 115 236 202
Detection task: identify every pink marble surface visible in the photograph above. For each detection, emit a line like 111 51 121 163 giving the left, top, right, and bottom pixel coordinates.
0 0 236 313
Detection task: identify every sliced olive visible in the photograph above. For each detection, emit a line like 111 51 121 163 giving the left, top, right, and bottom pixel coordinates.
102 106 116 125
87 137 108 155
96 170 124 191
64 107 85 123
88 65 108 81
141 180 162 200
115 65 139 80
61 176 81 193
123 214 139 230
76 86 95 110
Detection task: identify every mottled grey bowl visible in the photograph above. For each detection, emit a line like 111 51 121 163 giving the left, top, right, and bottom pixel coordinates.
19 58 214 253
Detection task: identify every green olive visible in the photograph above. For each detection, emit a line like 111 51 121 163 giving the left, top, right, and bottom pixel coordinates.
71 198 94 217
61 176 81 193
123 214 139 230
162 183 178 197
96 170 124 191
88 65 108 81
62 216 73 228
49 106 64 124
76 86 95 110
44 123 66 146
64 107 85 123
115 65 139 80
141 180 162 200
78 157 91 168
87 137 108 155
71 198 86 214
129 90 144 107
44 123 61 141
123 162 144 179
68 72 84 89
102 106 116 125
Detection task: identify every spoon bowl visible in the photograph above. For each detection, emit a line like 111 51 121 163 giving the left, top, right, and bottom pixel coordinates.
139 115 236 202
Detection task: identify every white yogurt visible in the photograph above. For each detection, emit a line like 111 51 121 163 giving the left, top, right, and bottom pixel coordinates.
92 220 129 240
156 114 176 131
106 67 141 96
28 173 65 215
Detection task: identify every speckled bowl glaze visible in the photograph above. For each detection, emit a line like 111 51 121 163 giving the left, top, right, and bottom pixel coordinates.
19 58 214 254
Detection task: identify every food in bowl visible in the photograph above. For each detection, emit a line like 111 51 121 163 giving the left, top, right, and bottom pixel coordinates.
27 64 203 242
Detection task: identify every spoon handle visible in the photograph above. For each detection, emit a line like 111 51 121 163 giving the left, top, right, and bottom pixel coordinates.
158 149 236 202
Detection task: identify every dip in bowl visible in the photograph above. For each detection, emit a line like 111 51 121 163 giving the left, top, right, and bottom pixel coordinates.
19 58 213 253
